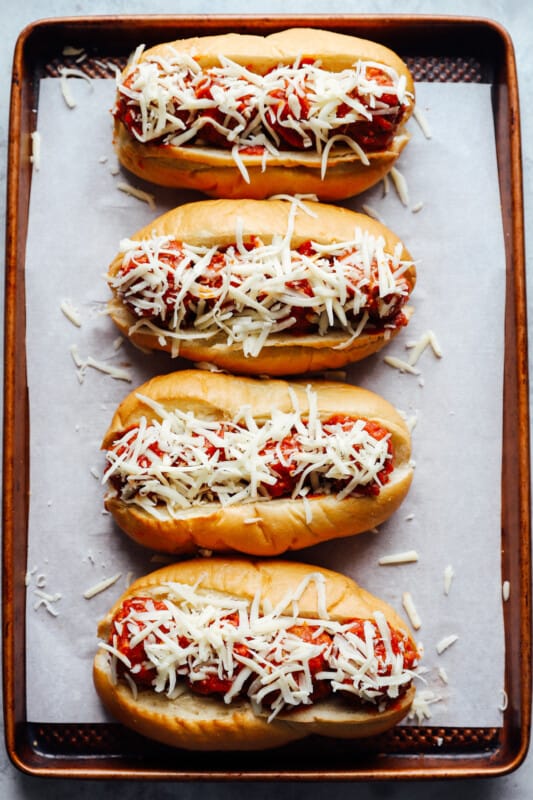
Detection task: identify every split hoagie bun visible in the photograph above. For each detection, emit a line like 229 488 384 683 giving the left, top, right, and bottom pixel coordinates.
113 28 415 200
106 198 416 375
102 370 413 555
93 558 419 750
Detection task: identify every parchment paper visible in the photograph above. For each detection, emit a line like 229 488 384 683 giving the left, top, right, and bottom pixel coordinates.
24 76 506 726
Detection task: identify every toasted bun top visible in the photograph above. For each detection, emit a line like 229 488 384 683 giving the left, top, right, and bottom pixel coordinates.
97 557 414 644
108 198 414 275
138 28 413 95
101 370 411 454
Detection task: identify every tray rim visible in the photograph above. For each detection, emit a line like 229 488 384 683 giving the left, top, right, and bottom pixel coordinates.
2 11 530 781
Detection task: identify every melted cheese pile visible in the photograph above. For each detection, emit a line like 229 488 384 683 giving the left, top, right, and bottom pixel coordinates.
110 224 412 358
101 572 417 719
104 389 394 518
116 48 412 178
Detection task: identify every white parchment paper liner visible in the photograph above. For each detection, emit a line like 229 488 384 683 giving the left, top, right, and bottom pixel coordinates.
24 77 506 726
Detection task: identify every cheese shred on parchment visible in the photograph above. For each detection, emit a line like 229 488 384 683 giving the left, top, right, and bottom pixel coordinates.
30 131 41 171
60 298 82 327
407 689 442 723
116 181 156 209
436 634 458 655
69 344 132 383
402 591 421 630
412 106 432 139
83 573 122 599
378 550 419 566
59 67 93 109
384 355 420 376
390 167 409 206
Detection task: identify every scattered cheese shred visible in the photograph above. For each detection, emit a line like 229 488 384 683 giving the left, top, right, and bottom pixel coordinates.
59 67 93 109
407 689 442 723
412 106 432 139
404 330 442 373
436 634 458 655
499 689 508 712
384 355 420 375
30 131 41 171
83 573 122 599
62 45 85 57
69 344 132 383
428 329 443 358
411 201 424 213
443 564 455 596
378 550 419 566
361 204 385 223
85 356 132 382
390 166 409 207
116 181 156 209
402 591 422 630
406 332 431 367
438 666 449 684
25 566 37 586
60 298 82 327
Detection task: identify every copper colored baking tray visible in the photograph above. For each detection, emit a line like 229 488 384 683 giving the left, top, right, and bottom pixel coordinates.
3 14 530 780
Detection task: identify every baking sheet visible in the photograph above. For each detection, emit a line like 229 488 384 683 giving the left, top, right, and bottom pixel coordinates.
24 76 506 728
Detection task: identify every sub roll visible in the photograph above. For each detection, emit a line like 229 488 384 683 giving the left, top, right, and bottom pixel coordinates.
93 558 419 750
101 370 413 555
113 28 415 199
107 198 416 375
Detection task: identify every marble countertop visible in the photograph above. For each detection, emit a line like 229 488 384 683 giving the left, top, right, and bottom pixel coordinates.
1 0 531 797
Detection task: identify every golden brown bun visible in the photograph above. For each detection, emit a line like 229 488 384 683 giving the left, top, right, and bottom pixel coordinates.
102 370 413 555
107 199 416 375
93 558 417 750
114 29 414 199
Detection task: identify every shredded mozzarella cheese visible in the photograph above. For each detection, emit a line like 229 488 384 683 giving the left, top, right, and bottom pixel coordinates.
83 573 122 599
103 388 397 517
99 574 418 720
59 67 93 108
30 131 41 170
378 550 419 566
60 298 82 327
436 634 458 655
115 52 413 177
116 182 156 209
109 221 413 358
402 591 421 630
443 565 455 596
